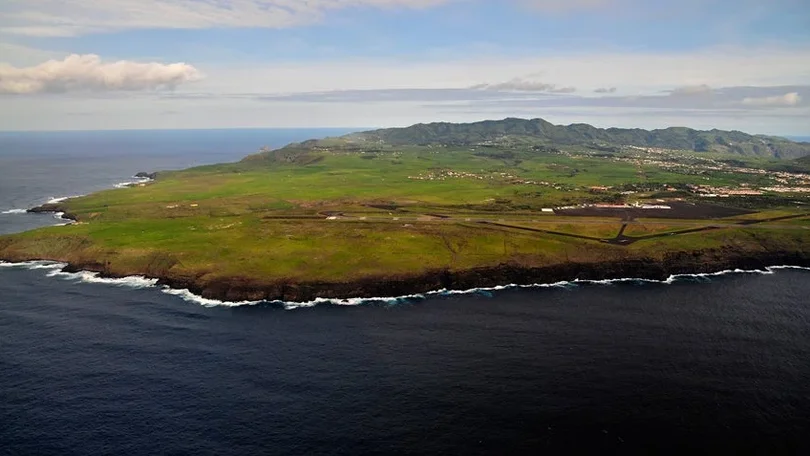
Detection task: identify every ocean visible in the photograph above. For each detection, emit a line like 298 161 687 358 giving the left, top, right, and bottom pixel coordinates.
1 130 809 455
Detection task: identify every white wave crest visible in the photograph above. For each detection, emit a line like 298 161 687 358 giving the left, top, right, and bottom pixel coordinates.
2 259 809 310
161 288 261 308
45 268 158 288
114 177 152 189
280 294 426 310
0 260 68 270
47 195 84 204
50 212 75 226
1 209 27 214
277 266 810 310
767 265 810 271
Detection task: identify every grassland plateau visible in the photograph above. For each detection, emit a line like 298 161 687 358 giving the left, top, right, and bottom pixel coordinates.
2 118 810 302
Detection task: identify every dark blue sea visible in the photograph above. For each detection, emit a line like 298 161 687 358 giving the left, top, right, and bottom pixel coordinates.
1 130 809 455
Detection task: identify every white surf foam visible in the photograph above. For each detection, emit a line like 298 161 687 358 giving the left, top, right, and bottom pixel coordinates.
1 260 156 290
0 260 68 270
768 265 810 271
46 195 85 204
160 288 261 308
2 259 809 310
279 294 429 310
45 269 159 288
275 266 810 310
1 209 27 215
49 212 75 226
277 281 581 310
113 177 153 189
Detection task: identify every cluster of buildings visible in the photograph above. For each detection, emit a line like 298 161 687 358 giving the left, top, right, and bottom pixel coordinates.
404 144 810 199
625 146 679 155
687 184 764 198
619 148 810 196
554 202 672 210
408 169 559 188
761 186 810 193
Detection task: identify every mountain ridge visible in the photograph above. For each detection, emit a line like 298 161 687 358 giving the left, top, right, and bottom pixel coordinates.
257 118 810 160
346 118 810 158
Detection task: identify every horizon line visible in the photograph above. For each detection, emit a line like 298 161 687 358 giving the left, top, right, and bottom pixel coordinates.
0 120 808 139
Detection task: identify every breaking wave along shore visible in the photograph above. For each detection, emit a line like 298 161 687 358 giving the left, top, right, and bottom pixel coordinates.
2 258 809 311
0 175 153 217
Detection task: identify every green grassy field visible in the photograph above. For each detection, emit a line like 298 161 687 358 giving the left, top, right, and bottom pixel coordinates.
1 144 809 294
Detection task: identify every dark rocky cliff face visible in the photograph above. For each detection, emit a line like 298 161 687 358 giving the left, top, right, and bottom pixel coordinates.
152 249 810 302
27 203 77 221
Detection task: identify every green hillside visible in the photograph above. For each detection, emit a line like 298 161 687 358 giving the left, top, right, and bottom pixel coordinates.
268 118 810 159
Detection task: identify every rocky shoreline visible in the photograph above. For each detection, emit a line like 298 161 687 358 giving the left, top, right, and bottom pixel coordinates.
4 248 805 303
9 195 810 303
27 203 77 221
156 250 810 302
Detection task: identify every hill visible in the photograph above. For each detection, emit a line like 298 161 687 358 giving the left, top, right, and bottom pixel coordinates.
261 118 810 160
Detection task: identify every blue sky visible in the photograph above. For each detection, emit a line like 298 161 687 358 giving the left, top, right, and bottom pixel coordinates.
0 0 808 133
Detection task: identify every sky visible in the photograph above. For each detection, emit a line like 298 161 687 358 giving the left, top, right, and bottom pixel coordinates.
0 0 808 134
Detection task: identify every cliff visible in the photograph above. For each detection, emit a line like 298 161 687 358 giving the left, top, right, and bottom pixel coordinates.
3 246 807 303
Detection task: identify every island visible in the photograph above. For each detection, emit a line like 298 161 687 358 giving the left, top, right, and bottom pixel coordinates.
2 118 810 302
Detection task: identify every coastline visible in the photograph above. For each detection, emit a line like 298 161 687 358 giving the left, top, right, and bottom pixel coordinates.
20 174 154 222
4 177 809 306
2 248 809 306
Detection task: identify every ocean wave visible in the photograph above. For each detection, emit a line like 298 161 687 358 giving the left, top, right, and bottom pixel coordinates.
1 209 28 215
160 288 263 308
113 177 153 189
768 265 810 271
280 294 427 310
279 267 810 309
1 260 809 309
45 269 158 288
0 260 68 270
47 195 85 204
46 212 76 226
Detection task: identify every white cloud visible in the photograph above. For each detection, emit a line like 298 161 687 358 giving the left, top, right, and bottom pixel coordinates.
741 92 801 107
2 45 809 132
0 0 456 36
471 78 576 93
0 54 202 94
